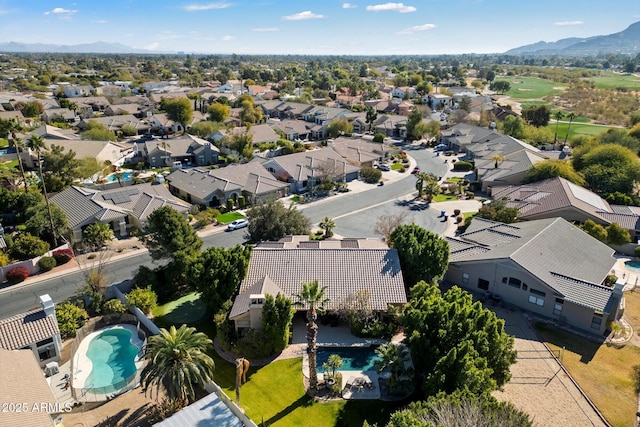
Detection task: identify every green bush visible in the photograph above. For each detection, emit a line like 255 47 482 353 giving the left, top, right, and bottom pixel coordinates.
103 299 128 314
373 133 386 143
37 256 57 272
235 328 273 359
0 251 10 267
360 166 382 183
226 198 235 211
237 195 245 209
9 234 50 261
145 398 185 424
453 161 473 171
55 302 89 338
126 286 157 314
214 300 236 351
330 372 343 395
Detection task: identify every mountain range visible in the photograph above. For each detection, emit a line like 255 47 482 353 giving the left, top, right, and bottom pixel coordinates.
506 21 640 56
0 41 158 54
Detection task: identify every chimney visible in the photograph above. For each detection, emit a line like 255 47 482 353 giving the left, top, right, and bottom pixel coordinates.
40 294 55 317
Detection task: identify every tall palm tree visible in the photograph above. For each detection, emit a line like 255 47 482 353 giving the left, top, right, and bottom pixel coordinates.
423 179 441 203
553 110 564 148
1 119 28 191
12 137 28 192
415 172 436 198
140 325 216 403
373 343 413 394
294 280 330 393
28 134 58 245
563 112 577 147
319 217 335 238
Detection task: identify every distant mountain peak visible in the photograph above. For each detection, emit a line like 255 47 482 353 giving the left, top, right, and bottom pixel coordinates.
506 21 640 56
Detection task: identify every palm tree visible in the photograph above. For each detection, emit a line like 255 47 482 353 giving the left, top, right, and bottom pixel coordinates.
415 172 436 198
319 217 335 238
373 343 413 394
294 280 330 393
28 134 58 245
491 154 505 169
553 110 564 148
12 137 28 192
423 179 441 203
1 119 28 191
140 325 216 403
563 112 577 147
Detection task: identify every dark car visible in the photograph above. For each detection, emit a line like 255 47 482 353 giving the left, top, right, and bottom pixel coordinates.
411 167 421 174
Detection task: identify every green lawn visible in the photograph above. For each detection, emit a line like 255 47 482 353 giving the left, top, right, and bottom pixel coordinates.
391 163 405 171
217 212 245 224
0 160 18 169
433 193 459 202
152 292 208 325
499 76 568 100
588 71 640 90
547 121 613 140
536 323 640 427
0 138 8 148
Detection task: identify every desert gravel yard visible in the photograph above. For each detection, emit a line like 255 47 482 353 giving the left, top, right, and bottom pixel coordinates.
492 309 607 427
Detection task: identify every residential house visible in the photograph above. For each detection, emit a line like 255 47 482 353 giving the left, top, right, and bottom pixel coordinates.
96 84 128 97
262 147 359 193
268 118 313 141
41 108 76 124
146 112 184 134
75 96 111 117
331 136 393 167
492 177 640 242
142 81 171 92
0 348 59 427
133 133 219 167
302 106 349 139
29 124 78 140
373 114 408 138
229 236 407 333
445 217 621 335
64 84 93 98
391 86 417 100
167 162 289 207
247 84 271 98
0 295 62 367
46 139 128 165
79 115 150 134
274 102 315 120
424 93 452 109
51 183 190 242
212 124 280 147
0 109 25 122
104 103 140 117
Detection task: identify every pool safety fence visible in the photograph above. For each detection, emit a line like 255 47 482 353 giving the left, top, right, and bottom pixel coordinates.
69 313 147 402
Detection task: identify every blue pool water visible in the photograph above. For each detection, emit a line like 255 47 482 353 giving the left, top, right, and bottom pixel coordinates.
316 346 382 372
107 172 132 182
84 329 139 392
625 261 640 273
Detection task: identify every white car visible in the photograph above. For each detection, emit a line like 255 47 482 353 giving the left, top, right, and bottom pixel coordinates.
227 219 248 231
377 164 391 171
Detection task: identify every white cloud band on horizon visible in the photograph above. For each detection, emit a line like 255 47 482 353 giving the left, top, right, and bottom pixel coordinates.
343 3 357 8
222 35 235 41
90 20 108 24
251 27 280 32
184 3 231 11
366 2 416 13
44 7 78 15
395 23 436 35
283 11 324 21
554 20 584 26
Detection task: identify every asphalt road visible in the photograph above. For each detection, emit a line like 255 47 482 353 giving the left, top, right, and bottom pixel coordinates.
0 145 448 319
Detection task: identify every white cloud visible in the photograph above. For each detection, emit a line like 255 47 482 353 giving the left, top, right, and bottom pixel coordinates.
283 10 324 21
366 2 416 13
395 23 436 35
343 3 357 8
554 20 584 26
44 7 78 15
251 27 279 32
146 43 160 50
184 3 231 11
222 35 235 41
90 19 108 24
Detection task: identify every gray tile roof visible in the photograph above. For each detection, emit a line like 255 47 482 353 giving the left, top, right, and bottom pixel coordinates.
230 275 286 318
263 147 359 182
167 168 235 199
449 217 617 312
230 245 407 319
0 309 60 350
550 273 616 313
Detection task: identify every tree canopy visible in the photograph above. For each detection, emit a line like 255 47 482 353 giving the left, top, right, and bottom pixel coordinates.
327 118 353 138
573 143 640 196
476 199 519 224
524 159 585 185
162 97 193 130
403 281 517 398
245 199 311 242
522 105 551 127
389 224 449 287
41 144 81 192
188 245 251 313
489 80 511 94
207 103 230 123
142 206 202 266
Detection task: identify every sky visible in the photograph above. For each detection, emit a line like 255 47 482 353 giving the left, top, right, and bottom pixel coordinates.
0 0 639 55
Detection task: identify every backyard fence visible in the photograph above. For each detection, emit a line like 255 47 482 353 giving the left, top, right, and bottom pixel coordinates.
69 313 147 403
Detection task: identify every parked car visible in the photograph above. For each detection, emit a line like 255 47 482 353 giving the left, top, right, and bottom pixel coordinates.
411 167 421 174
227 219 248 231
377 164 391 171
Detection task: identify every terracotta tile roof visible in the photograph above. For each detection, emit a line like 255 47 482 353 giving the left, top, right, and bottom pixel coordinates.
0 309 59 350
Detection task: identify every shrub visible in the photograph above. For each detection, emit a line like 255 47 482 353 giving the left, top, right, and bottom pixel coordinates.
52 248 74 264
0 251 9 267
235 328 272 359
226 198 234 211
6 266 29 283
37 256 57 272
103 299 127 314
453 161 473 171
360 166 382 183
194 208 220 228
55 302 89 338
145 398 185 424
237 195 245 209
373 133 385 143
465 191 475 199
453 209 461 216
9 234 50 261
214 300 236 351
456 216 463 223
126 286 157 314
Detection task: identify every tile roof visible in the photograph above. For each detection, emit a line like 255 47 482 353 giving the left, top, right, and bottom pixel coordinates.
263 147 359 182
449 217 617 312
0 309 60 350
0 349 57 427
230 244 406 319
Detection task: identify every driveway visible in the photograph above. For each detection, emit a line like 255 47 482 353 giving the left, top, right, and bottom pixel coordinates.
492 308 608 427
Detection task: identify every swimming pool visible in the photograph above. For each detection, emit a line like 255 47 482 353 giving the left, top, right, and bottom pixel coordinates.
73 324 144 399
625 260 640 273
106 172 132 182
316 346 382 372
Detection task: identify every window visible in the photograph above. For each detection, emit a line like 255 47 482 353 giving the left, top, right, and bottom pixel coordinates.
522 283 528 291
38 345 56 361
528 289 545 307
462 273 469 284
553 298 564 316
508 278 521 289
501 277 508 284
478 278 489 291
36 337 54 347
591 312 603 330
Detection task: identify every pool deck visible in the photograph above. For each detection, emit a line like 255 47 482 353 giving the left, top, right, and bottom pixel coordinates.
613 254 640 291
47 360 76 409
72 324 144 401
